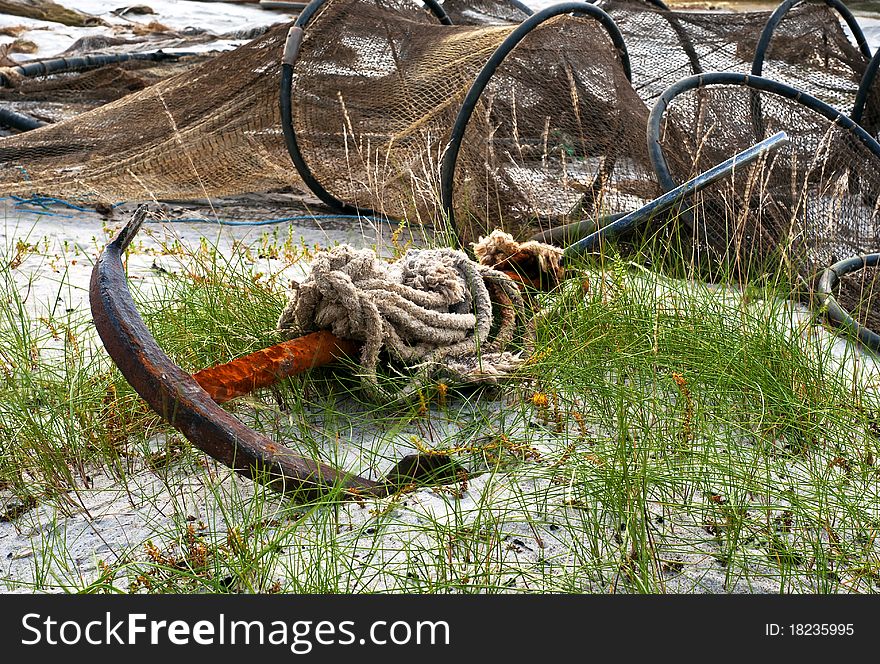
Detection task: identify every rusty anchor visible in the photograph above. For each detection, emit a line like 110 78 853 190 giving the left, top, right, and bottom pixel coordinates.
89 207 460 499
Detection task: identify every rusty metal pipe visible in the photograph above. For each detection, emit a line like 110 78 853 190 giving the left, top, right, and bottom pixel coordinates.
193 331 359 404
89 208 453 498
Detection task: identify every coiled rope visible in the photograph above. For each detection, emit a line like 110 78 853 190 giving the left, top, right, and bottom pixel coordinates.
277 241 538 402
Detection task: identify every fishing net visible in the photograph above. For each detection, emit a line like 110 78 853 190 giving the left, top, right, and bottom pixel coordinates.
0 55 209 127
750 0 871 115
599 0 870 112
285 0 504 223
287 0 645 243
445 11 656 243
0 0 542 209
649 73 880 330
0 23 298 203
444 0 873 117
0 0 872 260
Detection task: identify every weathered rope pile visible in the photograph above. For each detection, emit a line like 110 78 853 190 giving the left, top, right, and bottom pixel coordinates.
277 236 547 401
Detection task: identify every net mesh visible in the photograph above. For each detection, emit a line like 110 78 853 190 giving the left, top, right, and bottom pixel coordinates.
0 0 868 216
600 0 869 111
289 0 512 222
653 80 880 325
290 0 648 242
450 13 656 243
858 74 880 140
752 3 868 113
0 24 298 202
0 0 538 208
0 57 207 126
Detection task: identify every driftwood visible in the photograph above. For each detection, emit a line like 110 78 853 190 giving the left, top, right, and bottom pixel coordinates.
0 0 105 26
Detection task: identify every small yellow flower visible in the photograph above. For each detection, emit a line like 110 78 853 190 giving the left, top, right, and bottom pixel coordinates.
531 392 549 408
436 382 448 406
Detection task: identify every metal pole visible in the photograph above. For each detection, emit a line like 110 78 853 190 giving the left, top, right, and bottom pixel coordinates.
563 131 789 260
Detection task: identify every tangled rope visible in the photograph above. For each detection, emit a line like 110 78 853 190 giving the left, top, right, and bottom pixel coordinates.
277 242 536 402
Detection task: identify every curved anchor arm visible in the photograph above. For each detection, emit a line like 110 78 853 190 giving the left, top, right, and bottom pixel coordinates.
89 208 453 498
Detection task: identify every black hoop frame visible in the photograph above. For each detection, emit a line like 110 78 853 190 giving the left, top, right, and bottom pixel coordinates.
648 72 880 195
817 253 880 352
751 0 871 77
438 1 632 246
280 0 452 217
852 48 880 125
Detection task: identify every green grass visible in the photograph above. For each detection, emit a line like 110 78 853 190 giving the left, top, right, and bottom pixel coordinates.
1 216 879 594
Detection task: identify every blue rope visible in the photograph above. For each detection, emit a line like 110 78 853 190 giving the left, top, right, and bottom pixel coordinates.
3 195 391 226
157 214 389 226
9 194 118 213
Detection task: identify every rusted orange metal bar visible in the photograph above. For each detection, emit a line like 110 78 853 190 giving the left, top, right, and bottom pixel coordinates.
193 331 359 403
